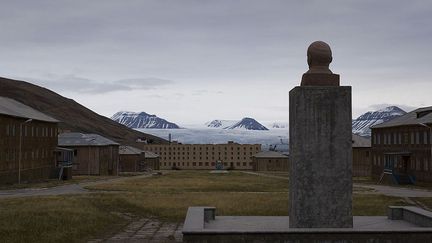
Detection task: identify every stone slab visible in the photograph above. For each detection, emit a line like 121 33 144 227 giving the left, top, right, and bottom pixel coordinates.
183 215 432 243
289 86 353 228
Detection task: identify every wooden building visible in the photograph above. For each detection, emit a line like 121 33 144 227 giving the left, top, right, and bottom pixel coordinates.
58 133 119 176
252 151 289 171
140 141 261 170
371 106 432 183
0 97 58 184
352 134 371 177
119 145 160 172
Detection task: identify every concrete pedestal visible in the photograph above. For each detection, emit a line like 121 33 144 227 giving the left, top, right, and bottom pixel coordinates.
289 86 353 228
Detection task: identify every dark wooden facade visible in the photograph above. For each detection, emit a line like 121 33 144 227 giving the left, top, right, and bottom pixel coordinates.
352 134 372 177
68 145 119 176
0 114 58 184
371 125 431 182
252 151 289 171
119 146 160 172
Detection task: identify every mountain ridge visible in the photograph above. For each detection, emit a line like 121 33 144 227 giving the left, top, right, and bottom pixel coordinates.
111 111 180 129
206 118 268 130
352 106 406 137
0 77 167 145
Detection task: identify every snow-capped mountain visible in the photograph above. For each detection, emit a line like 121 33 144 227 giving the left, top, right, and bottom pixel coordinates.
205 120 237 128
352 106 406 137
226 118 269 130
268 122 288 129
205 118 268 130
111 111 180 129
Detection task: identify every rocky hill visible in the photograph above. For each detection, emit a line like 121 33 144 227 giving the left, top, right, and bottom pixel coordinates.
205 117 268 130
0 77 167 145
111 111 180 129
352 106 406 137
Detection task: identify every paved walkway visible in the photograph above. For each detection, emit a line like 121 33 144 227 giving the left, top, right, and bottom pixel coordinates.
242 171 432 198
89 218 183 243
0 174 152 199
356 184 432 198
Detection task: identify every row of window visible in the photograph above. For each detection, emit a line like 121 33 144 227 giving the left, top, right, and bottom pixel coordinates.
373 131 430 146
145 146 260 152
5 124 57 138
0 148 53 162
155 151 254 156
373 155 430 171
160 156 251 161
162 161 253 167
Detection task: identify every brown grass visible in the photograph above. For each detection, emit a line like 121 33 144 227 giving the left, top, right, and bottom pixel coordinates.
0 170 418 242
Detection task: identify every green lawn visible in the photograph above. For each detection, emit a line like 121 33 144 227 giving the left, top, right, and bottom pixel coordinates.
0 170 415 242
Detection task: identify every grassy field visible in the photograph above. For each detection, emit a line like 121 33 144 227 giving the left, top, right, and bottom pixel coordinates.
0 170 413 242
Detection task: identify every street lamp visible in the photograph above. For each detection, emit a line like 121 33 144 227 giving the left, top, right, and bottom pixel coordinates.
87 137 96 176
419 123 432 168
18 118 32 184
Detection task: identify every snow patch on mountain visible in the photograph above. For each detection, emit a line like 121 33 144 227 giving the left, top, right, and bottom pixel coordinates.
205 120 237 128
206 118 268 130
226 118 269 130
352 106 406 137
111 111 180 129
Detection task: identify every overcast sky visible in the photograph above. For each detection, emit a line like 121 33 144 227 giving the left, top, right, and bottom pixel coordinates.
1 0 431 125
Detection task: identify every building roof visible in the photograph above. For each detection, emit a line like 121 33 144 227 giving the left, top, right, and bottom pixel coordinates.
58 133 119 146
144 151 159 158
372 106 432 129
252 151 288 158
119 145 144 155
118 145 159 158
352 134 371 148
0 96 58 123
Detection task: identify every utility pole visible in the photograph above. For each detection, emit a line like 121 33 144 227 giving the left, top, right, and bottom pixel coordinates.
18 118 32 184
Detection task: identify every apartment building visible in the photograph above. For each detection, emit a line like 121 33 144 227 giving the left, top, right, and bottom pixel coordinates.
371 106 432 183
0 97 58 184
140 141 261 170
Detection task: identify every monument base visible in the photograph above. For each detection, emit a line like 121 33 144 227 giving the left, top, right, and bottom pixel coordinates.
182 207 432 243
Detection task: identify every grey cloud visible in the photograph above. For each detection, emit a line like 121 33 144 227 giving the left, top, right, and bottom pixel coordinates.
20 75 174 94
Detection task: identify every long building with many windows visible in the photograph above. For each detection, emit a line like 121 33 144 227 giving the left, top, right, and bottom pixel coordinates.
371 106 432 183
139 141 261 170
0 97 59 184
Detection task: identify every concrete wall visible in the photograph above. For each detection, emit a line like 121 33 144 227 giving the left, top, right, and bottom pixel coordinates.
289 86 353 228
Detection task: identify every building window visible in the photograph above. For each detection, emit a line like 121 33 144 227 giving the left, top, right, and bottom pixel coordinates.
411 132 415 145
424 158 429 172
416 132 420 144
424 131 428 145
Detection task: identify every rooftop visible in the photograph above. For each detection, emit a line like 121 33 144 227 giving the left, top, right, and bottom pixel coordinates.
372 106 432 129
352 134 371 148
58 132 119 146
119 145 159 158
0 96 58 123
252 151 288 158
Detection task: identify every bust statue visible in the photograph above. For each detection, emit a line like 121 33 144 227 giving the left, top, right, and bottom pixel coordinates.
306 41 333 74
301 41 340 86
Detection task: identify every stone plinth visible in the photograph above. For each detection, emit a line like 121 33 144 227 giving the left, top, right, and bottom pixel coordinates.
289 86 353 228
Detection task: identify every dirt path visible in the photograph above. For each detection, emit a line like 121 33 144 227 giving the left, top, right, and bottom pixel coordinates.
0 174 153 199
89 218 183 243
